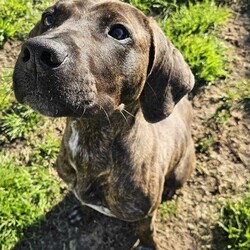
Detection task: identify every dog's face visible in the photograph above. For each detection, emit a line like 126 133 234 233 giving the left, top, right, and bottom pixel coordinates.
13 0 151 118
13 0 194 122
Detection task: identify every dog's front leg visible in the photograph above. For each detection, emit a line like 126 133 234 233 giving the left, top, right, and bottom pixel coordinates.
133 211 159 250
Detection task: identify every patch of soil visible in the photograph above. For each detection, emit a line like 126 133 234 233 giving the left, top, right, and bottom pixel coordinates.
156 3 250 250
14 194 138 250
1 2 249 250
0 41 22 73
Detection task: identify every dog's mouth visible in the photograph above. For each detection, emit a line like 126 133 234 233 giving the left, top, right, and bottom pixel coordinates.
18 89 116 119
21 92 72 117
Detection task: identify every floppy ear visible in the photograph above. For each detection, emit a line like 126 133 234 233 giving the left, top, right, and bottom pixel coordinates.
140 19 195 123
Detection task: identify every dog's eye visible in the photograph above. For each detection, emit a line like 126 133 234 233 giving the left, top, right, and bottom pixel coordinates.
108 25 129 40
43 14 54 27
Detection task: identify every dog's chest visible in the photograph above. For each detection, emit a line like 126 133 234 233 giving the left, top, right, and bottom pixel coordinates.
68 121 114 161
67 121 116 217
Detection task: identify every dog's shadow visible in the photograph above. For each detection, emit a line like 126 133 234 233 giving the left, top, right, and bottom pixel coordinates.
14 193 137 250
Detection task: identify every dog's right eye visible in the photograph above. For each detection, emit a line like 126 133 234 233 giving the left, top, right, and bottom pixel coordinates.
43 14 55 28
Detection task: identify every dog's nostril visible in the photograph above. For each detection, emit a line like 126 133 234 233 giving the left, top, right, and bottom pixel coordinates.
22 48 31 62
41 51 57 67
40 51 63 68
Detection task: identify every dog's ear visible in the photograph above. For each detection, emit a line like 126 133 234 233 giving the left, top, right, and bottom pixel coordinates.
140 19 195 123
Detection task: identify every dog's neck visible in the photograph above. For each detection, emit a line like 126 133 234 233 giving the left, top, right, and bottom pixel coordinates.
68 102 140 134
65 102 141 167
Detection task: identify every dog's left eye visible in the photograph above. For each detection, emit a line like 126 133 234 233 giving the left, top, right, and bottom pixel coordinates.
108 25 129 40
43 14 54 27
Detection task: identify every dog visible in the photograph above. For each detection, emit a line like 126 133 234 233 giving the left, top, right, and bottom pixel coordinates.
13 0 196 249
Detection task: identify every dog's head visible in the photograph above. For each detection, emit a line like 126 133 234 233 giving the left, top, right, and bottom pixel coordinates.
13 0 194 122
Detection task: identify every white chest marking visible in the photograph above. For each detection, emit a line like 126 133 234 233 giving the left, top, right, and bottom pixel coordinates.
69 122 79 159
73 190 117 218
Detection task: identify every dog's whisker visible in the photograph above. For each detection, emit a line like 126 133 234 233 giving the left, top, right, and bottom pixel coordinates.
117 103 129 124
67 103 85 117
100 105 111 127
145 81 157 97
68 103 79 114
122 108 135 118
117 103 134 122
119 110 129 124
80 106 87 118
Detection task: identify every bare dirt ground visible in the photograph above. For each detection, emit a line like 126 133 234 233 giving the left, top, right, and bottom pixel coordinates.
1 2 249 250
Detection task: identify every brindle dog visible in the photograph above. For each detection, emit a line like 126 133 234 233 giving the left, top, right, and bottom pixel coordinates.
13 0 196 249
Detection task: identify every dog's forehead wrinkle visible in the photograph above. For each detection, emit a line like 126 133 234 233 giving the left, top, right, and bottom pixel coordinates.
57 0 112 16
86 1 149 29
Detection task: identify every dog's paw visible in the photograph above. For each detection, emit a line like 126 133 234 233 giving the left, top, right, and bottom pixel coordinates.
161 187 176 201
68 206 83 225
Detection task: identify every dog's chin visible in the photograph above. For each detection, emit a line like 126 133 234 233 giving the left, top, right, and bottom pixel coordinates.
23 95 70 117
22 94 116 119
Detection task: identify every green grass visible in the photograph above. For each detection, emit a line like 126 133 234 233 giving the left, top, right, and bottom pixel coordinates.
0 0 230 85
221 80 250 110
214 79 250 124
0 0 51 47
159 200 177 220
0 0 61 247
0 104 41 141
123 0 169 15
161 0 230 85
29 134 60 166
0 70 42 141
0 69 12 111
123 0 230 85
0 69 63 249
0 152 61 249
219 192 250 250
196 132 215 154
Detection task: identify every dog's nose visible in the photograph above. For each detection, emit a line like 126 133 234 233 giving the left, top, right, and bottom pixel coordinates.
21 37 68 69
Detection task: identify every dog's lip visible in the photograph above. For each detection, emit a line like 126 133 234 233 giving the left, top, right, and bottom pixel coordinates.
22 92 96 115
21 92 60 108
22 91 45 102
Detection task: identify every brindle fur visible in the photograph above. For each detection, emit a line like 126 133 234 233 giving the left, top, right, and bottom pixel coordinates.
13 0 196 249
